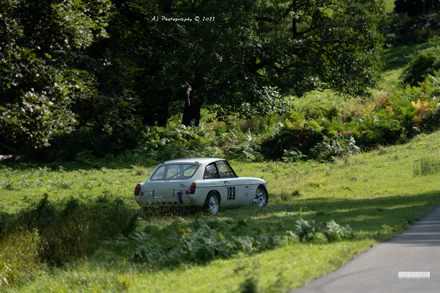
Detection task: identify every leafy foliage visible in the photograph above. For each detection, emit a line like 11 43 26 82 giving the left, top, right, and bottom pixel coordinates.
0 0 112 148
0 0 385 155
0 194 138 268
174 0 385 124
294 218 354 243
104 216 352 268
402 46 440 86
53 66 440 163
261 70 440 161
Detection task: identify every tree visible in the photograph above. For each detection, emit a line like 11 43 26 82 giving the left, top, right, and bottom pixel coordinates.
78 0 191 127
143 0 385 126
0 0 386 152
0 0 112 150
395 0 440 17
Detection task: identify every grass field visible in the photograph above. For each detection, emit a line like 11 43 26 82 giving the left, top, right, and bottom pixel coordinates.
4 1 440 291
2 128 440 292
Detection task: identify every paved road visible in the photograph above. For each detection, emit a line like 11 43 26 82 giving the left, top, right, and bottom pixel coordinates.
290 204 440 293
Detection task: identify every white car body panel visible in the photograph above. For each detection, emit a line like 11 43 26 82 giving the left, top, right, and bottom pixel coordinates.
134 158 268 212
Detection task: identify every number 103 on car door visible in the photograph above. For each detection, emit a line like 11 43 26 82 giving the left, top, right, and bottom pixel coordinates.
227 186 236 200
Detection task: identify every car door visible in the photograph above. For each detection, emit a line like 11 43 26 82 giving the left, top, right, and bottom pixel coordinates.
201 162 229 206
215 160 244 206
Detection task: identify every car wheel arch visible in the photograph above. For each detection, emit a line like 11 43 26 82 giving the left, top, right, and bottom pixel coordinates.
257 184 268 204
205 190 221 205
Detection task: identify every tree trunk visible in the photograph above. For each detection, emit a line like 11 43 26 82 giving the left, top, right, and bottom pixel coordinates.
182 66 205 126
182 99 202 126
0 141 22 155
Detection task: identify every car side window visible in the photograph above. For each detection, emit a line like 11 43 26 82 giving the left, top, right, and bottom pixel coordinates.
204 163 220 179
215 160 236 178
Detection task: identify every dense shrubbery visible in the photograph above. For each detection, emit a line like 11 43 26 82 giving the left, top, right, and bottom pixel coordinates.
103 215 352 268
402 46 440 86
90 124 268 164
0 194 138 285
382 8 440 44
262 70 440 160
294 218 354 243
0 191 353 286
51 70 440 165
34 49 440 164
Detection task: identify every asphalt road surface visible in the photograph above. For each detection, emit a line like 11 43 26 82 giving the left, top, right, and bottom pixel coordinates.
290 204 440 293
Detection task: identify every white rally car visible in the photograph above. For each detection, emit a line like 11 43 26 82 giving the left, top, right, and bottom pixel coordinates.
134 158 268 214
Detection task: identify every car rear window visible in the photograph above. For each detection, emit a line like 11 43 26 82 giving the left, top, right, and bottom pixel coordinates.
150 164 199 181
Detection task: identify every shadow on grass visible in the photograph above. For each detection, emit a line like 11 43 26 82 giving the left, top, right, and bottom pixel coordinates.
0 194 139 267
3 189 439 280
382 42 436 72
257 190 440 236
146 189 440 236
109 189 440 272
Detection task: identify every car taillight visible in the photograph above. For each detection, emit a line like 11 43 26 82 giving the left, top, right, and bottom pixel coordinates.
189 182 196 194
134 183 141 196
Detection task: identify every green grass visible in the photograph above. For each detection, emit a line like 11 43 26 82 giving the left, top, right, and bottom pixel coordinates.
2 129 440 292
384 0 394 13
4 5 440 290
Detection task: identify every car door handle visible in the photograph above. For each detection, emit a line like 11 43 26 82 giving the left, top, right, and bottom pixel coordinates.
224 181 230 184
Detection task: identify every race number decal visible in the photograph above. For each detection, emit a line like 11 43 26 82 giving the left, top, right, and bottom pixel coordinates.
227 187 236 200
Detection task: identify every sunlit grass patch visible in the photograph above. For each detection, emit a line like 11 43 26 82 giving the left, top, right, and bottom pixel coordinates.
413 156 440 176
2 129 440 292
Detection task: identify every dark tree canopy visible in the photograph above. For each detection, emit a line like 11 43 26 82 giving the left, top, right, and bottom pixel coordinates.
0 0 385 151
394 0 440 16
141 0 386 126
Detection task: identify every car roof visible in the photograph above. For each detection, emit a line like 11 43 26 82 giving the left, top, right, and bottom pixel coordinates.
162 158 224 165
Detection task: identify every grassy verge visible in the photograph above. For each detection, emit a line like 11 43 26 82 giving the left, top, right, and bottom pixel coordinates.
1 127 440 292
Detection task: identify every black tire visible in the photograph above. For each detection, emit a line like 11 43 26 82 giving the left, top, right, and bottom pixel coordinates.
204 192 220 214
254 186 268 206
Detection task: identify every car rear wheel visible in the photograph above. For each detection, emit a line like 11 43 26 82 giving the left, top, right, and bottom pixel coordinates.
205 192 220 214
254 186 268 206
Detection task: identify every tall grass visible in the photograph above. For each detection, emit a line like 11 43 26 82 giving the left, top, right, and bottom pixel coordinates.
3 127 440 292
0 229 41 286
413 156 440 176
0 193 138 286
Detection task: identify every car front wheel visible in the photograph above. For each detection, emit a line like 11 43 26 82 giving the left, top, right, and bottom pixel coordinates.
205 192 220 214
254 187 268 206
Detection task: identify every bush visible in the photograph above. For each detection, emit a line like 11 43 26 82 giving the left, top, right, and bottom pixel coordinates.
294 218 354 243
1 194 139 267
261 118 361 161
31 69 440 164
260 122 324 160
104 216 353 268
105 217 300 267
402 46 440 86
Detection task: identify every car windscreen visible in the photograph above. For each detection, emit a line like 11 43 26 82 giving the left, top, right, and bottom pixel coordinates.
150 164 199 181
